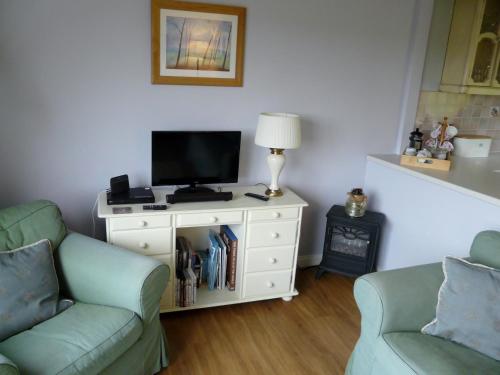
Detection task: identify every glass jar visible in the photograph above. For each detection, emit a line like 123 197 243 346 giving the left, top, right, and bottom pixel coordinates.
345 188 368 218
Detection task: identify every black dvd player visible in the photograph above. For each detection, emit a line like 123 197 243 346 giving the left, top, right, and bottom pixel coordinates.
166 191 233 204
107 187 155 205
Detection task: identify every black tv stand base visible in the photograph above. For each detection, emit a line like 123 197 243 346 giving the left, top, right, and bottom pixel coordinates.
174 185 215 195
167 190 233 204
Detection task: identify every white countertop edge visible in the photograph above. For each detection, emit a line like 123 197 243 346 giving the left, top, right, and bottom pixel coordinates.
366 155 500 208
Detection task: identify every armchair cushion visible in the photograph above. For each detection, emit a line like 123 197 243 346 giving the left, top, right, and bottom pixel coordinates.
373 332 500 375
0 302 142 375
470 230 500 269
0 240 60 341
0 200 66 252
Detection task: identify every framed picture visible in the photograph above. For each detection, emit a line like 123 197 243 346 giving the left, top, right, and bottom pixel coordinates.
151 0 246 86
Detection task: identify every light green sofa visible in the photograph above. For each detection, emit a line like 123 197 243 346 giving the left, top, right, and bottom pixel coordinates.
346 230 500 375
0 200 170 375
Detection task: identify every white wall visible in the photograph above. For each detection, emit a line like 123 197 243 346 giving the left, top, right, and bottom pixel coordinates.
365 159 500 270
0 0 421 257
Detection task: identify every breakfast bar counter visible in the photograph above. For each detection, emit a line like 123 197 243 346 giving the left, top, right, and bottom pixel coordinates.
367 154 500 207
364 154 500 271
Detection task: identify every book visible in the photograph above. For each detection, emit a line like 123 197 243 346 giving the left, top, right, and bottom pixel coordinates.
187 267 197 304
183 269 191 307
192 252 203 288
220 225 238 291
215 232 227 289
176 236 199 307
198 250 209 283
214 233 225 290
207 231 220 291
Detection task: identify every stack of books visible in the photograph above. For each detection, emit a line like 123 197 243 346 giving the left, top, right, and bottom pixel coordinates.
175 226 238 307
207 226 238 291
175 237 202 307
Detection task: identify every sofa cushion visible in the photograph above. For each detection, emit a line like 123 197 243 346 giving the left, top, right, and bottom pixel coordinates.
0 200 67 251
0 239 60 341
422 257 500 360
0 302 142 375
375 332 500 375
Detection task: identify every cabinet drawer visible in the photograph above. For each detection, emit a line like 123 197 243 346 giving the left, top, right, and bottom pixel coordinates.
248 207 299 222
247 221 298 248
243 270 292 298
176 211 243 227
245 246 295 273
152 254 174 310
110 228 173 255
110 215 172 231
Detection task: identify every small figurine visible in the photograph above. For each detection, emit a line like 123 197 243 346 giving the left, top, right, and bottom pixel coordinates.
424 117 458 156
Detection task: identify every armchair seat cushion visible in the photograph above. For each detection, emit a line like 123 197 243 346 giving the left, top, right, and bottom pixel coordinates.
0 302 142 375
374 332 500 375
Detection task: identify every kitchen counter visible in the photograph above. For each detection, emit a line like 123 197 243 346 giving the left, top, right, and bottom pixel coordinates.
367 153 500 207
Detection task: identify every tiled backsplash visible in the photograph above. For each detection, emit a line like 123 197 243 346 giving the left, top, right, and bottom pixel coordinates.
415 91 500 152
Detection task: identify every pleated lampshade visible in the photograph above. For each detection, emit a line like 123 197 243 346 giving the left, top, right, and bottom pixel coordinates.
255 113 301 149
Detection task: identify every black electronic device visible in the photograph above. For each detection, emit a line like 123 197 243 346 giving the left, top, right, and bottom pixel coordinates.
107 187 155 205
166 191 233 204
245 192 269 202
143 204 167 210
107 175 155 205
151 131 241 193
110 174 130 195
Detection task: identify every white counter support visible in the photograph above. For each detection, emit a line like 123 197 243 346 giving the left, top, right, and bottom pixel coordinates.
364 155 500 271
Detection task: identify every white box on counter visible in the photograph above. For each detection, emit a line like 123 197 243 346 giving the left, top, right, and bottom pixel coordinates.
453 135 491 158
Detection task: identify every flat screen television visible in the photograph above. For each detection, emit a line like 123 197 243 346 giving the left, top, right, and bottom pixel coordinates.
152 131 241 192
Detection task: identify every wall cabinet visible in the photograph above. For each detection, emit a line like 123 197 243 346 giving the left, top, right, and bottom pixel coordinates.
440 0 500 95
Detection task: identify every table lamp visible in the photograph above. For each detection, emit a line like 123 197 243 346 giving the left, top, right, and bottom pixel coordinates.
255 112 301 197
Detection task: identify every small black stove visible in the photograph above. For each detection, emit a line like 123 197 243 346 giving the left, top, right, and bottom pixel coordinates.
316 205 385 279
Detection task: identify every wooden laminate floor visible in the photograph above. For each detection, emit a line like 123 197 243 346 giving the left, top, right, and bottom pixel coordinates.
160 268 360 375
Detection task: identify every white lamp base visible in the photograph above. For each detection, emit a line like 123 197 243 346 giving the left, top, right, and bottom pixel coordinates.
265 148 285 197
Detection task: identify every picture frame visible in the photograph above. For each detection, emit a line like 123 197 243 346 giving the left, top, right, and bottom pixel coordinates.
151 0 246 86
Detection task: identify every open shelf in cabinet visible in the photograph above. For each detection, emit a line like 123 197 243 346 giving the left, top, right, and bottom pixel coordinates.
170 223 245 310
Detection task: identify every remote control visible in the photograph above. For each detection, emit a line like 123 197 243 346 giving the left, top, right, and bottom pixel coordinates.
143 204 168 210
245 193 269 201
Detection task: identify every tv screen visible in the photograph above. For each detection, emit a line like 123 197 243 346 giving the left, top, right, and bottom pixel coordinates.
152 131 241 187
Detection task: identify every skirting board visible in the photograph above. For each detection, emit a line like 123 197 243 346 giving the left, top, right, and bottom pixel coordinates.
297 254 322 268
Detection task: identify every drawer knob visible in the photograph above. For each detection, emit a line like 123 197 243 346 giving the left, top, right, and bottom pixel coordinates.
269 257 278 264
272 212 281 218
139 242 148 249
266 281 275 288
139 220 147 227
271 232 279 239
209 216 218 223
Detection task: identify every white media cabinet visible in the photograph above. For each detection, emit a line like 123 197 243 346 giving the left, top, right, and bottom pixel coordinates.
97 185 308 313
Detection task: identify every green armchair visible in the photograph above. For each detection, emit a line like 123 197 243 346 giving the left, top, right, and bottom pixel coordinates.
0 200 170 375
346 231 500 375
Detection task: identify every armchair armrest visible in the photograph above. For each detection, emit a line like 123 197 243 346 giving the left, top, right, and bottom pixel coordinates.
354 262 444 338
0 353 19 375
56 233 169 324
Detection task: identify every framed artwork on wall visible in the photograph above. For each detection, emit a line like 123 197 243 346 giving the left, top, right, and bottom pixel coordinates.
151 0 246 86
